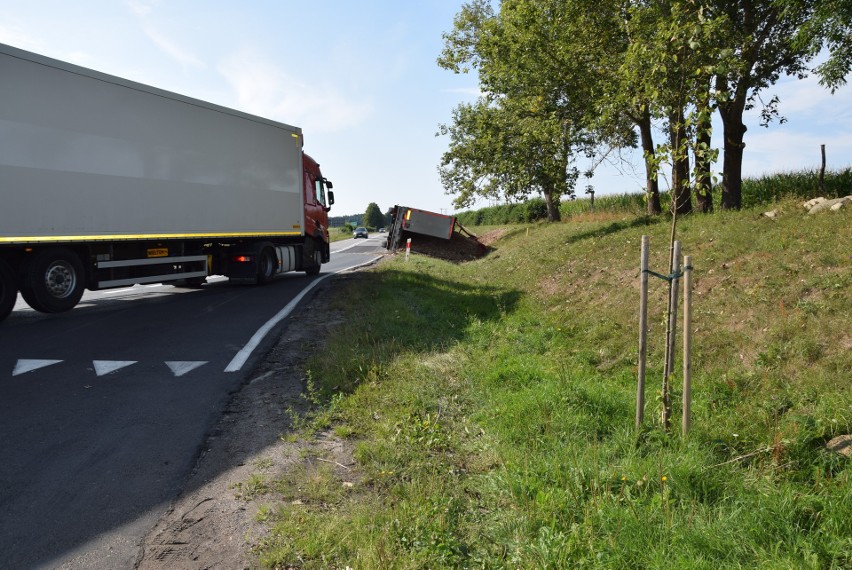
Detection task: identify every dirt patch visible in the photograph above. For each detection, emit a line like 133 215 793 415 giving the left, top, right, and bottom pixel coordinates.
135 278 355 570
391 228 491 262
475 229 507 247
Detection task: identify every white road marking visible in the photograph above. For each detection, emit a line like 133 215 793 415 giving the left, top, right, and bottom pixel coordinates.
165 361 207 377
8 261 381 378
99 284 164 296
334 236 385 254
93 360 137 376
224 256 382 373
13 359 63 376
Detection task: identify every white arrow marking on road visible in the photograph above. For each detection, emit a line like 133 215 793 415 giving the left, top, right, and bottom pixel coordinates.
165 361 207 377
93 360 137 376
12 359 63 376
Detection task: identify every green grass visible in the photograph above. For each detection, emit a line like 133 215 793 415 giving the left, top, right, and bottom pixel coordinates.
330 226 355 243
253 179 851 569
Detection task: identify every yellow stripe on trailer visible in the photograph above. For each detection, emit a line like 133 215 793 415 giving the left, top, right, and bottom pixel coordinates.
0 231 304 244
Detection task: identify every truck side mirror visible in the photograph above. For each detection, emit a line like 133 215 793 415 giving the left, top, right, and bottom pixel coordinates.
325 179 334 189
327 190 335 206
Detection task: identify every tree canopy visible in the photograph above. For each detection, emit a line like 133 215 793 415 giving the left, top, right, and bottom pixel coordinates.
438 0 850 215
363 202 385 229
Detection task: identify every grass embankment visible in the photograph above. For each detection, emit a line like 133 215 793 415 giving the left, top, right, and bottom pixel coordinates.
256 194 850 568
330 227 355 243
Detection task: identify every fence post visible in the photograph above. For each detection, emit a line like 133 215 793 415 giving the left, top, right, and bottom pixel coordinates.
682 255 693 435
637 235 649 429
405 238 411 261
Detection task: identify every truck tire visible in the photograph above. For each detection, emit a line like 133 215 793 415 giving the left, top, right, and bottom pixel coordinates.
20 247 86 313
0 259 17 322
304 238 322 276
257 247 277 285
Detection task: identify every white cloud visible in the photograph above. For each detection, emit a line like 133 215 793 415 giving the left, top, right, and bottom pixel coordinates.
218 50 373 134
0 23 44 51
124 0 204 69
141 26 205 68
743 129 852 174
125 0 159 18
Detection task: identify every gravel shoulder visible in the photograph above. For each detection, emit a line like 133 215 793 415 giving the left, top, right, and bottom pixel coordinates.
135 277 354 569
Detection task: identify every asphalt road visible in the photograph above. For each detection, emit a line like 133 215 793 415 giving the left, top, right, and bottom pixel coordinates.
0 235 385 569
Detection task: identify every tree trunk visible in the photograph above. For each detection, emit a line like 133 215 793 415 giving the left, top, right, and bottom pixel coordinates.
718 99 748 210
543 189 561 222
637 110 662 215
669 109 692 216
694 101 714 213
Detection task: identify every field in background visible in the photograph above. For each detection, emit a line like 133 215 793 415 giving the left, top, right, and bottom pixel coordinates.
254 173 851 568
455 168 852 226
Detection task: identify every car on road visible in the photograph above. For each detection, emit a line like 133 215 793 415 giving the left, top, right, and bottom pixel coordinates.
379 227 386 233
353 227 369 239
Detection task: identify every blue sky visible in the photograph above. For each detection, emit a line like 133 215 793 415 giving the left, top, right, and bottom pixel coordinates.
2 1 850 216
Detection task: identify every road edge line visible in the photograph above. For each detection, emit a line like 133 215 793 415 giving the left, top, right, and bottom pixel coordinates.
224 257 381 372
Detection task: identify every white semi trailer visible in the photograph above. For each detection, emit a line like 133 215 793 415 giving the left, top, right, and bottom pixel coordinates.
0 43 335 322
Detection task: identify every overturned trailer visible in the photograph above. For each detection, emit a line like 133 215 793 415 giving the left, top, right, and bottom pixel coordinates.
385 205 486 261
386 206 456 250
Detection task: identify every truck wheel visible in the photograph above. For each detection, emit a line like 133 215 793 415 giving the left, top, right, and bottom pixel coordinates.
304 239 322 276
0 259 17 322
257 247 276 285
20 247 86 313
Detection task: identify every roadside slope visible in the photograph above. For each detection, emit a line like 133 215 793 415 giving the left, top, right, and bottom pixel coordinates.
142 198 851 568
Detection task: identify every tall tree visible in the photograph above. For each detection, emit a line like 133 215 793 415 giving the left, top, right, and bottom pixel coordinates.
438 97 582 221
363 202 385 229
710 0 822 209
439 0 601 221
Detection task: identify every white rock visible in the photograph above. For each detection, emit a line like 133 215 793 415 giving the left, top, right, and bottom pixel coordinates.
803 197 826 210
808 197 848 214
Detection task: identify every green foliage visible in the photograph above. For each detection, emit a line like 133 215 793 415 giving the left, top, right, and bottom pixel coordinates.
363 202 385 230
438 0 844 215
437 0 607 219
791 0 852 92
254 172 851 568
456 197 553 226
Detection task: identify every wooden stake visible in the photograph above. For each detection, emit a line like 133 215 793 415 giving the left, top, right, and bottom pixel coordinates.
682 255 693 435
819 144 826 194
662 240 681 431
637 235 649 429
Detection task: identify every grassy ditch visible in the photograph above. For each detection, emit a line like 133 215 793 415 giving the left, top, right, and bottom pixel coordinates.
254 196 850 568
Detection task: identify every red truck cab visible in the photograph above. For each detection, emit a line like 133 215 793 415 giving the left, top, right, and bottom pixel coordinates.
302 153 334 263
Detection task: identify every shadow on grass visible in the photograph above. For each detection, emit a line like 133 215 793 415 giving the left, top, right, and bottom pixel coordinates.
561 215 662 245
312 268 521 398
